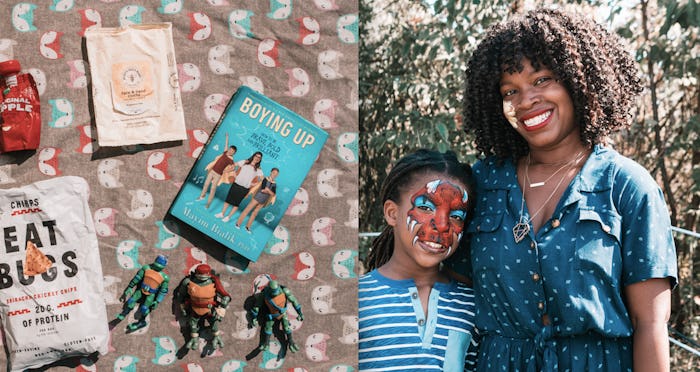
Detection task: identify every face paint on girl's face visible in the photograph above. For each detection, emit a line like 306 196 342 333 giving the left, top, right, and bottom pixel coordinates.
405 179 469 255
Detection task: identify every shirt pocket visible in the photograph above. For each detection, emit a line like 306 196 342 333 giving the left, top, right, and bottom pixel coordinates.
443 329 472 372
468 212 505 271
575 208 622 281
467 212 504 234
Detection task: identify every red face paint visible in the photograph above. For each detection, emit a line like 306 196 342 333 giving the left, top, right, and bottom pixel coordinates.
0 60 41 153
406 179 468 252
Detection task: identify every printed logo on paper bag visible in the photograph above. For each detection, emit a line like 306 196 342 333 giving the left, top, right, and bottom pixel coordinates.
111 60 155 115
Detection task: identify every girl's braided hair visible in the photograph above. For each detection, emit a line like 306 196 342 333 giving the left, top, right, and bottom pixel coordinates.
463 8 643 160
364 149 475 271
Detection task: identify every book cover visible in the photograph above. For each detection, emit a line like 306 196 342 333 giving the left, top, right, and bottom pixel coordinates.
168 86 328 262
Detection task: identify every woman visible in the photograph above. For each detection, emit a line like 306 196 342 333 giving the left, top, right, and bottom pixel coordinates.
235 167 279 231
448 8 678 372
216 151 263 222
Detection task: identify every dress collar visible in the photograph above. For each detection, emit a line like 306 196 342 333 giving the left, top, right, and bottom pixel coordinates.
481 144 616 194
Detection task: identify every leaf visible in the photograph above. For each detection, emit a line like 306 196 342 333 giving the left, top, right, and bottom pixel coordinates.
437 122 449 141
692 167 700 188
616 27 633 39
660 1 679 35
648 45 668 63
428 45 438 60
443 37 454 54
447 0 457 23
686 115 700 138
686 0 697 27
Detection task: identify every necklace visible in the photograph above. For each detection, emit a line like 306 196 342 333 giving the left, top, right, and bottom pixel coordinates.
525 150 584 188
512 150 586 243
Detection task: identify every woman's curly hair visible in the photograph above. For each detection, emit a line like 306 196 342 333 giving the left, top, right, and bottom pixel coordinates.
463 8 643 160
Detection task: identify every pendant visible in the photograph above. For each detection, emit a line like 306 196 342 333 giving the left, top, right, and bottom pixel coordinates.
529 181 545 188
513 217 530 243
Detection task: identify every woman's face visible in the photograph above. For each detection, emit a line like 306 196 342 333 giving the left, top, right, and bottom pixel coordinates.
253 153 262 165
499 59 579 151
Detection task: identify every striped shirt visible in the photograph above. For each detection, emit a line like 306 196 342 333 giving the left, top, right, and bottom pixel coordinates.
359 270 479 371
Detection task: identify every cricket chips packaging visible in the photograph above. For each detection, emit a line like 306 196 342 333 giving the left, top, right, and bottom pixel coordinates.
0 59 41 153
0 177 109 371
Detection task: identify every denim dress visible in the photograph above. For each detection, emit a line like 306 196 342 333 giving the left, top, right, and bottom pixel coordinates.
448 145 678 371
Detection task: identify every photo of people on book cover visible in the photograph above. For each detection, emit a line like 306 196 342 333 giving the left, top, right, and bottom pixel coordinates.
169 86 328 262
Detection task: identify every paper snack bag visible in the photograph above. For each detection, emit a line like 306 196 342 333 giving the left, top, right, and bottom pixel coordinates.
0 177 109 371
85 23 186 146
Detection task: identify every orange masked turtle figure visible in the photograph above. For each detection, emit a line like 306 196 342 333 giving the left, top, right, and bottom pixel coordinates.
116 255 170 332
248 280 304 353
177 264 231 350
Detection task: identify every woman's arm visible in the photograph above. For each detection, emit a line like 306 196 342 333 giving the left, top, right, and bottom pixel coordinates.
625 277 672 372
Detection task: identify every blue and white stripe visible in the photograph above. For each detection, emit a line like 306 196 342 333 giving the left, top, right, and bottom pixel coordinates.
359 270 479 371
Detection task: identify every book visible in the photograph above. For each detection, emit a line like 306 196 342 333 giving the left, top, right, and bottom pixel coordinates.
168 86 328 262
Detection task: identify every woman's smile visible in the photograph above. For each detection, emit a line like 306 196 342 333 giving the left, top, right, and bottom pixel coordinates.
520 109 553 130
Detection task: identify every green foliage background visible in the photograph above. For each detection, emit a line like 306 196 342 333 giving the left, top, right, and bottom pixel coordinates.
359 0 699 369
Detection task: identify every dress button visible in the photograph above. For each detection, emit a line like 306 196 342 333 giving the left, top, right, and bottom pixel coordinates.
551 219 560 228
537 302 545 310
602 224 611 233
411 292 418 299
532 273 540 282
542 314 551 326
476 225 481 232
418 319 425 326
530 241 536 250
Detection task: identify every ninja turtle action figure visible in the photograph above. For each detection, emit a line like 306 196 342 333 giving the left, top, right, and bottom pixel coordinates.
248 280 304 352
116 255 170 331
176 264 231 350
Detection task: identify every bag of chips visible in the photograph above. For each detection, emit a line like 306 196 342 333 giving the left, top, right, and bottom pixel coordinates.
84 23 187 146
0 177 109 371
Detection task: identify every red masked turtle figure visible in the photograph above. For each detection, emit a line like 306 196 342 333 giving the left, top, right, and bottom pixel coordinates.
116 255 170 331
248 280 304 352
177 264 231 350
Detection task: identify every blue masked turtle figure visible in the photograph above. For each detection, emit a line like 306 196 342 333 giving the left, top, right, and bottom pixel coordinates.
177 264 231 350
116 255 170 331
248 280 304 352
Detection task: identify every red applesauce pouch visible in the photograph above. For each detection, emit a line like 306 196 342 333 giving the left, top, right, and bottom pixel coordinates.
0 60 41 153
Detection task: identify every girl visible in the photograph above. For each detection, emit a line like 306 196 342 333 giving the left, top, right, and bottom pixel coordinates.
359 149 479 371
449 8 678 371
216 151 264 222
235 167 279 231
197 133 236 209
